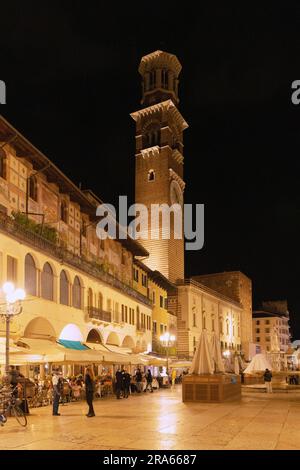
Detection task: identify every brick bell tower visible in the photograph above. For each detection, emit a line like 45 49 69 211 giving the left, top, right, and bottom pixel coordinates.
131 50 188 283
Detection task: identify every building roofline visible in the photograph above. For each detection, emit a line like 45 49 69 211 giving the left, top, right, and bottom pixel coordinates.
253 310 290 319
177 278 243 309
134 259 177 292
192 271 252 281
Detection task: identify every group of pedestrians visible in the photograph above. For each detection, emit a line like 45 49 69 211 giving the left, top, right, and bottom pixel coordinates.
115 368 154 398
51 366 160 417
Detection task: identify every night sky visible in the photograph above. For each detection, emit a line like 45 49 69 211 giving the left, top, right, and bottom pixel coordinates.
1 4 300 337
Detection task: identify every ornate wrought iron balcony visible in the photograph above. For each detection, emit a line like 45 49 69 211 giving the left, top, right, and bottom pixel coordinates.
87 307 111 323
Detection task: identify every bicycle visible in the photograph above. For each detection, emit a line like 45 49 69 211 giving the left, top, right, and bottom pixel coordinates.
0 385 27 427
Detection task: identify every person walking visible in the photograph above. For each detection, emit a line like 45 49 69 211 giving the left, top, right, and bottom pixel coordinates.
263 368 273 393
144 369 153 393
85 367 95 417
115 368 123 399
52 370 63 416
123 370 131 398
135 368 143 393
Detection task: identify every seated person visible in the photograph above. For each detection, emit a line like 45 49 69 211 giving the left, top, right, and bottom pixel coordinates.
152 377 159 390
72 381 82 400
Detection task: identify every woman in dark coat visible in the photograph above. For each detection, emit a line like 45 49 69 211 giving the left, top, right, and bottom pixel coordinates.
84 367 95 417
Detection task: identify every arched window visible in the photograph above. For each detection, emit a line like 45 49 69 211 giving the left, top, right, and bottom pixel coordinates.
60 201 68 223
29 175 38 201
161 69 169 89
192 307 196 327
212 316 215 332
88 288 93 310
148 169 155 182
0 148 7 180
219 318 223 335
202 311 206 329
142 123 160 149
98 292 103 310
41 262 54 301
24 254 37 296
72 276 81 309
149 70 156 89
226 319 229 335
60 270 69 305
114 302 119 323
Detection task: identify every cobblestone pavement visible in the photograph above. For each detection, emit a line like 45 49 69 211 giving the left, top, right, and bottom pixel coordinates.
1 386 300 450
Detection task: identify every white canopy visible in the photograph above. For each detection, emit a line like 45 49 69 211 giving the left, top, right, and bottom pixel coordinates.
190 329 214 375
244 353 272 374
210 332 225 373
0 338 145 365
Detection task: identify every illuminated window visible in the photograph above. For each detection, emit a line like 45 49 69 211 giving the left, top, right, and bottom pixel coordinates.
60 270 69 305
7 255 17 283
98 292 103 310
0 149 7 179
87 288 93 309
61 201 68 223
29 175 38 201
41 263 54 301
72 276 82 309
25 254 37 296
148 169 155 181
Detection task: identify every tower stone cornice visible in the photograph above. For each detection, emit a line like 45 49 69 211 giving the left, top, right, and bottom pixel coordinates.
130 99 188 132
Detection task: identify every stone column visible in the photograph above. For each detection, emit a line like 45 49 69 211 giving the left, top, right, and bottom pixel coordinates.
39 363 45 379
156 69 161 88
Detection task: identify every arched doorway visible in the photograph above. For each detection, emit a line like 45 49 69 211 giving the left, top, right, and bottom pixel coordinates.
86 329 102 344
121 335 135 350
106 332 120 346
24 317 56 340
59 323 83 341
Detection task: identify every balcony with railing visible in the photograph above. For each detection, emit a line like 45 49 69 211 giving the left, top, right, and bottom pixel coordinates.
0 212 152 307
87 307 111 323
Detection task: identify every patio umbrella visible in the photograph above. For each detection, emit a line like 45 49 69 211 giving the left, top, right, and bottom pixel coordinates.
243 353 272 374
190 329 214 375
210 331 225 373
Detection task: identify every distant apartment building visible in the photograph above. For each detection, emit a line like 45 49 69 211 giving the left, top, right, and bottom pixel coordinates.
253 300 291 353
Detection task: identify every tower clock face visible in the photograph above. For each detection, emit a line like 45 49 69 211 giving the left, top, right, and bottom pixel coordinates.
170 180 183 207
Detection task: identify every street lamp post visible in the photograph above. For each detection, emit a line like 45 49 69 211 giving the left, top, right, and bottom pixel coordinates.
159 332 176 374
0 282 25 378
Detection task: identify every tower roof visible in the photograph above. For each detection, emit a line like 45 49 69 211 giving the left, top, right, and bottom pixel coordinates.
138 50 182 76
